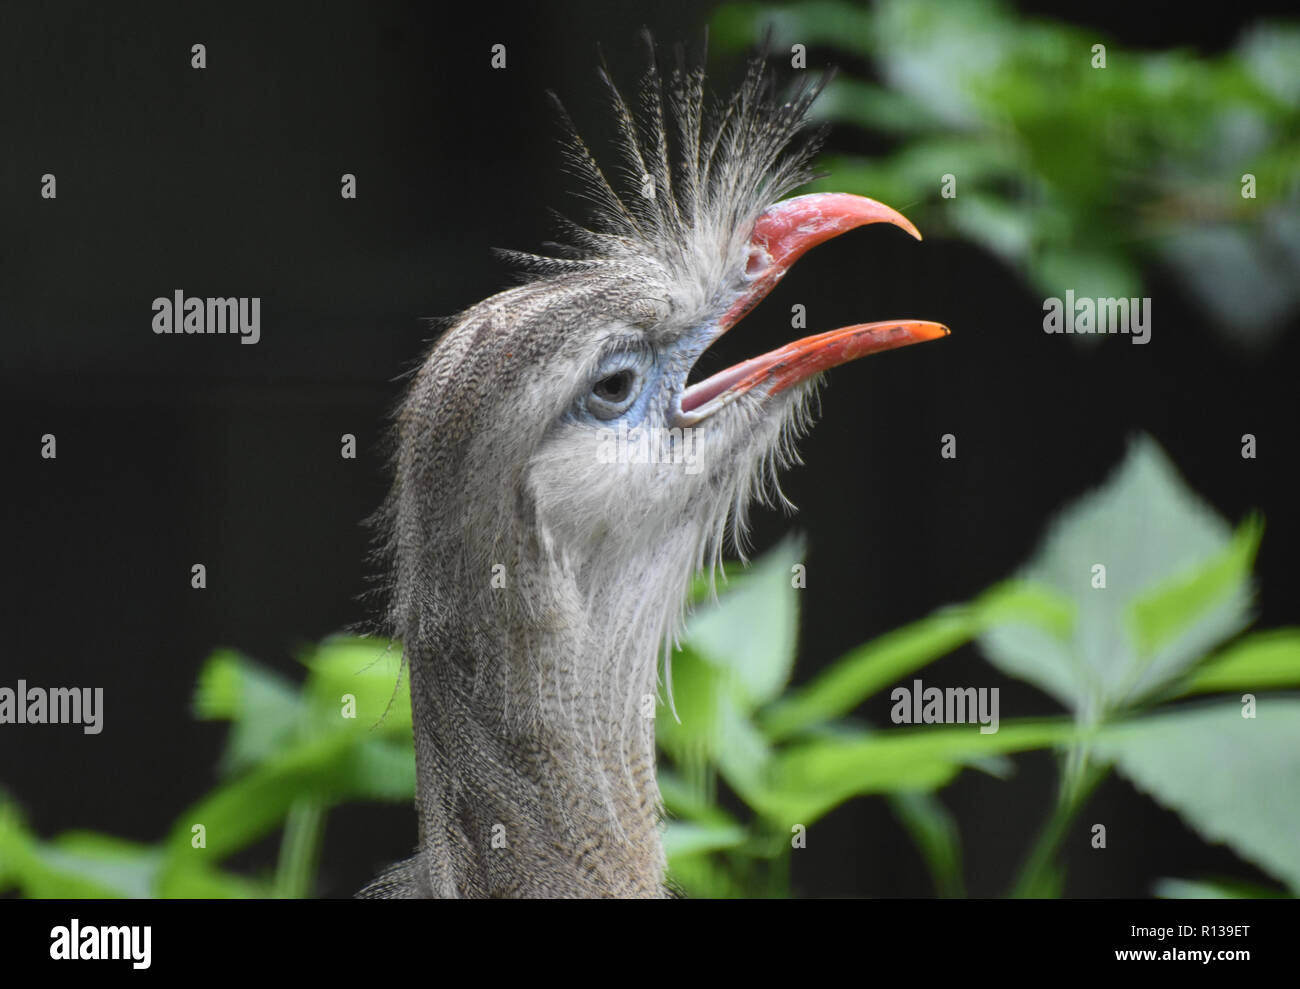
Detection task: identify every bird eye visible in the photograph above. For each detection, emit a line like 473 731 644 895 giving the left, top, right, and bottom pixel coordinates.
594 371 632 402
587 368 639 419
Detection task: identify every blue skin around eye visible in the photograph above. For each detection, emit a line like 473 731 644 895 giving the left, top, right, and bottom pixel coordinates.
580 351 661 427
580 319 723 428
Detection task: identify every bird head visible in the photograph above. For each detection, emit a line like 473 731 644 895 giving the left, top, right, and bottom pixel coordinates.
385 50 947 676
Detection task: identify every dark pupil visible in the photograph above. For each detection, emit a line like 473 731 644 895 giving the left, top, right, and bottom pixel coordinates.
594 371 631 403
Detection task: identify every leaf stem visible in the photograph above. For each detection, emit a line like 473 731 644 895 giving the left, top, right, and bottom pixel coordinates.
1010 746 1107 898
274 799 324 899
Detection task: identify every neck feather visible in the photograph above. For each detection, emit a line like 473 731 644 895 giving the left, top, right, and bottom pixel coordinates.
403 542 691 897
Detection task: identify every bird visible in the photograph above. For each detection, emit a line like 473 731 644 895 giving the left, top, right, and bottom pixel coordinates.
360 38 948 898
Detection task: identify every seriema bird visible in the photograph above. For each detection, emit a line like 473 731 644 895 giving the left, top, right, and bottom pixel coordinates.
362 40 948 898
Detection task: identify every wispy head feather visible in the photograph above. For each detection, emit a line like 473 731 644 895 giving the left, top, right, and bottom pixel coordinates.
512 33 831 289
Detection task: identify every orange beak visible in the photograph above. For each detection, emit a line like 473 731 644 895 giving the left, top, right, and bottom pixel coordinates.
679 193 949 422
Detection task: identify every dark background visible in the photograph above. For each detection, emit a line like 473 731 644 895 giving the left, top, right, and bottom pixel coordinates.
2 0 1296 897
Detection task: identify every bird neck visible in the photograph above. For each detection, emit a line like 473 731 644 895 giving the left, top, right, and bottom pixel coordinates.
406 575 669 897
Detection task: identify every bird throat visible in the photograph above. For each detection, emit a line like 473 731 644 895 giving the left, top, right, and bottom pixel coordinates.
403 563 672 898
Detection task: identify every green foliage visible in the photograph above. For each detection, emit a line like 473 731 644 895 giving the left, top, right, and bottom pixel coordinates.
978 436 1261 722
1 437 1295 899
0 638 409 898
1181 629 1300 695
1155 877 1292 899
715 0 1300 347
759 579 1071 741
660 434 1298 897
1095 702 1300 892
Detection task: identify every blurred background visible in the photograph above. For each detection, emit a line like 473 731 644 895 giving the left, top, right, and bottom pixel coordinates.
2 0 1297 897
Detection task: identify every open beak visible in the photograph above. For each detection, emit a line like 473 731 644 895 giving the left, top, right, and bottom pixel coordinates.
678 192 949 423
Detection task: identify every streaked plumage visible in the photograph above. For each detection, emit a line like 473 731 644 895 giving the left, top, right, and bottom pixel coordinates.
361 36 944 898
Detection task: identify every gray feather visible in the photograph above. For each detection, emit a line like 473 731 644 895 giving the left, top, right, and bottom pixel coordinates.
362 39 827 898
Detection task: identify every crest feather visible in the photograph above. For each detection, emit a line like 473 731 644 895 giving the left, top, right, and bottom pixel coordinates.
540 34 832 281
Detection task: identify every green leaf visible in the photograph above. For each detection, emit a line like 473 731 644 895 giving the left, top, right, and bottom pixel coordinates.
888 791 964 897
0 817 152 899
811 78 940 135
760 609 974 741
682 537 803 709
666 852 749 899
663 821 748 860
1128 514 1262 659
659 771 743 838
658 643 775 810
946 191 1036 264
1094 699 1300 893
1026 251 1144 315
1154 876 1291 899
162 734 414 866
156 860 269 898
712 1 874 53
760 579 1071 742
194 650 305 775
301 636 410 739
0 800 116 898
35 833 160 899
1157 223 1300 346
979 435 1255 720
1018 861 1065 899
757 718 1075 824
0 811 267 899
658 646 726 765
712 692 775 804
1180 628 1300 696
0 796 32 890
974 579 1076 637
